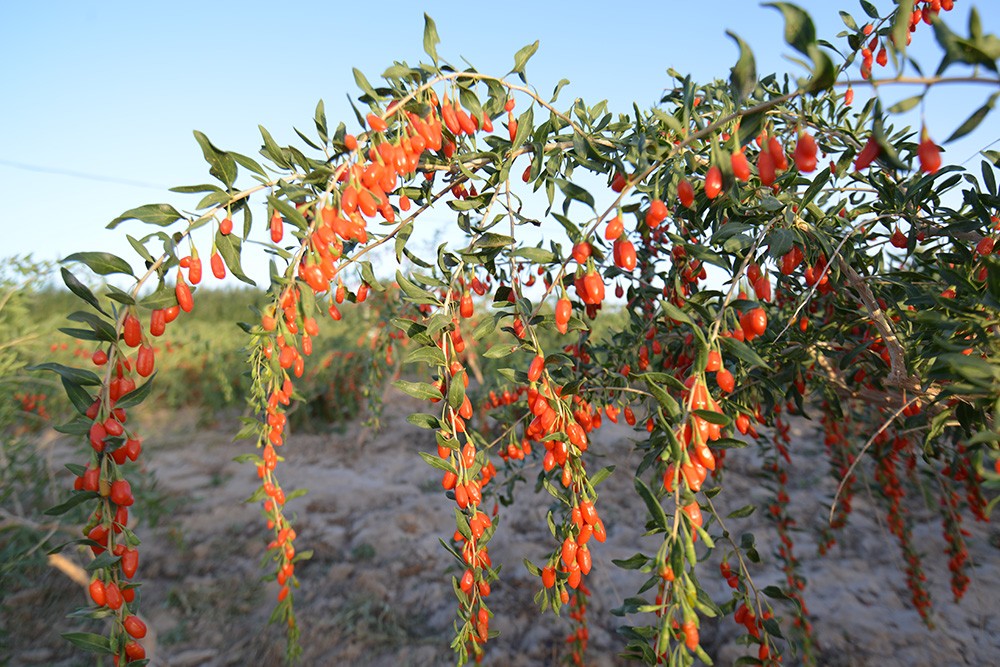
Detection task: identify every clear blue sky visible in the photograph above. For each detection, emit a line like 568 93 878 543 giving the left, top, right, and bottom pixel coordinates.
3 1 998 283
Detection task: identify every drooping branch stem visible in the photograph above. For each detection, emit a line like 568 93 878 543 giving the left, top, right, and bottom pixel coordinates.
837 257 921 392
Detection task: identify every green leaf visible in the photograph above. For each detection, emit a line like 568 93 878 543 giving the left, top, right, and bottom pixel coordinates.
946 92 999 143
892 1 913 51
85 550 121 572
28 362 101 386
423 13 440 64
66 311 117 342
762 585 791 601
448 370 466 410
114 375 156 410
44 491 99 516
513 247 556 264
634 477 669 532
727 504 757 519
61 632 115 655
888 94 923 114
556 179 595 214
108 203 185 230
215 230 256 286
352 67 379 102
408 343 450 370
591 465 615 487
693 409 731 426
395 221 414 263
645 380 680 419
839 10 857 30
512 40 540 82
407 413 441 430
267 195 308 232
63 252 134 277
765 2 817 56
660 300 692 325
612 553 649 570
259 125 290 169
459 87 484 124
61 376 94 415
727 32 757 102
511 107 533 152
61 267 106 314
396 270 439 306
193 130 238 187
419 451 456 474
871 117 910 170
719 336 770 370
392 380 443 402
230 151 268 178
360 261 383 291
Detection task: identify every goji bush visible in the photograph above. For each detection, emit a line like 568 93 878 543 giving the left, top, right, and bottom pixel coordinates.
32 1 1000 665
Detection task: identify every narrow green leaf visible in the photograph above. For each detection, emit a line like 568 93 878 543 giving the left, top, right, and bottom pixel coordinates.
107 203 185 230
727 32 757 102
946 92 999 143
63 252 134 277
193 130 237 187
448 370 466 410
215 230 256 285
44 491 99 516
765 2 817 56
634 477 669 532
727 504 757 519
888 94 923 114
892 1 913 51
61 267 106 314
267 195 309 232
392 380 443 402
114 374 156 410
61 632 115 655
61 377 94 415
423 13 440 64
29 362 101 386
512 41 540 81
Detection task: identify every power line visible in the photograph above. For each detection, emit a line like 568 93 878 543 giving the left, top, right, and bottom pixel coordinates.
0 158 167 191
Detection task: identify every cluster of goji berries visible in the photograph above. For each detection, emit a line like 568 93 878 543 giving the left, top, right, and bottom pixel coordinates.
13 391 49 421
858 1 955 80
73 302 177 664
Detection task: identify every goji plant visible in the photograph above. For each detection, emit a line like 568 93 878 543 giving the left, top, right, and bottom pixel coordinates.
33 1 1000 665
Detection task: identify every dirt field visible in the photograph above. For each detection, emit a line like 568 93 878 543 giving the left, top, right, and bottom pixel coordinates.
5 389 999 666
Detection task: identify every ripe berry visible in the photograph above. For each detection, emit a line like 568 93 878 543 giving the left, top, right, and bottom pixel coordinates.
89 579 107 606
794 132 818 173
731 149 751 182
528 355 545 383
110 479 134 507
677 179 695 209
758 147 776 186
646 199 668 227
704 166 723 199
603 216 623 242
855 136 881 171
123 615 147 639
918 129 942 174
716 368 735 394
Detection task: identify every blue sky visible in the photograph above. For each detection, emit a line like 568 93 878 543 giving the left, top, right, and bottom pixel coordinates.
2 1 998 284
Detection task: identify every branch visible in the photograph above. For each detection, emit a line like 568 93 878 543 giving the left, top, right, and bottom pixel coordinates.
836 258 921 392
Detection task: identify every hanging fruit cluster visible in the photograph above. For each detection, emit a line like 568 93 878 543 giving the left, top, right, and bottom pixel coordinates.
38 3 1000 666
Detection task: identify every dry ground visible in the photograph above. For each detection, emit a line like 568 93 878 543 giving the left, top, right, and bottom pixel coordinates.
4 389 999 666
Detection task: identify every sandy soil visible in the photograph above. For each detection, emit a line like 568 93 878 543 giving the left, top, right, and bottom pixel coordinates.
5 389 999 666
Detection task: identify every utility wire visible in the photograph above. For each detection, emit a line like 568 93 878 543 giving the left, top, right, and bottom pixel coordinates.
0 158 167 191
